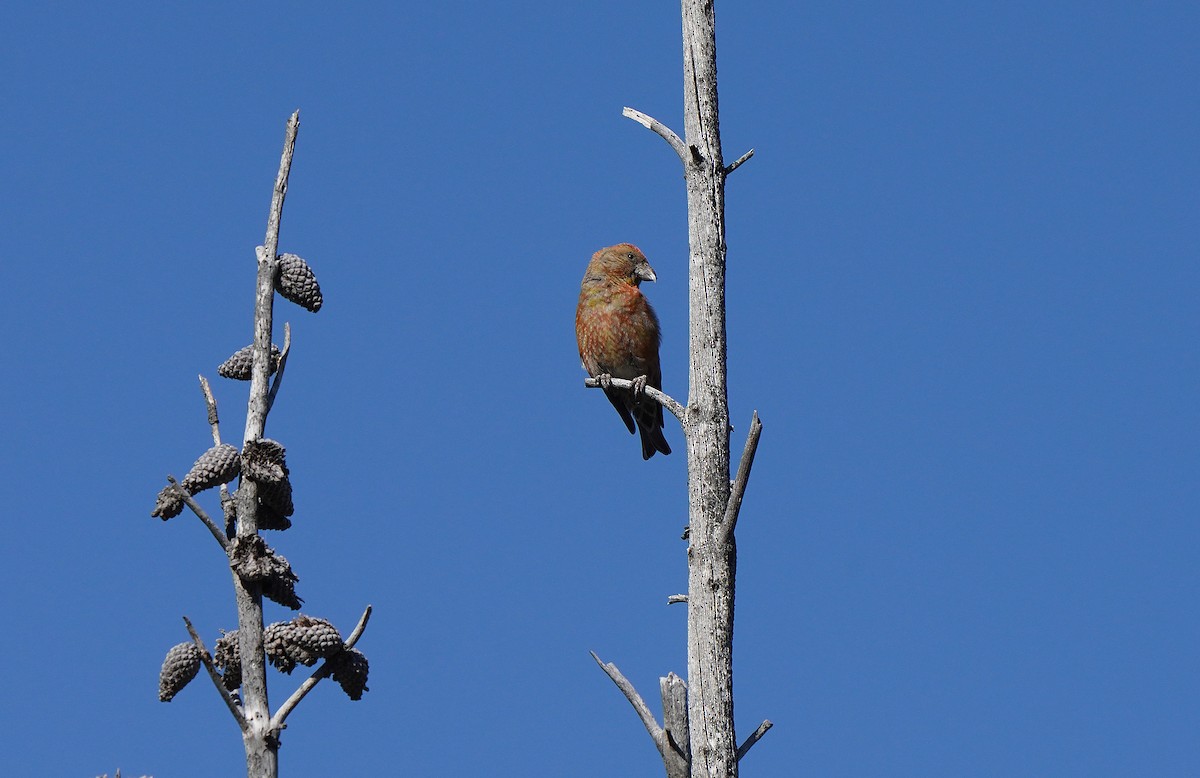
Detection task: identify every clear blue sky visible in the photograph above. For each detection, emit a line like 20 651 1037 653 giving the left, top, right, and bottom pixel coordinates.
1 2 1196 776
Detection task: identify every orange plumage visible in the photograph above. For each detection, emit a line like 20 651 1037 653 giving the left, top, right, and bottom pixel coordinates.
575 244 671 459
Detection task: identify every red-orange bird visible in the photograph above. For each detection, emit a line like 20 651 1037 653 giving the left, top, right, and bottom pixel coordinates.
576 243 671 459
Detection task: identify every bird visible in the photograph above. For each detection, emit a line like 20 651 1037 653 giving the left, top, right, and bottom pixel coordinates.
576 243 671 459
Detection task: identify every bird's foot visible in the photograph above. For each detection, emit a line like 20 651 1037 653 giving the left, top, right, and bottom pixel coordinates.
631 374 648 400
596 373 613 390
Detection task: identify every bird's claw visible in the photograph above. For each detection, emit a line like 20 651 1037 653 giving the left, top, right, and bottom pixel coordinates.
631 375 648 400
596 373 613 390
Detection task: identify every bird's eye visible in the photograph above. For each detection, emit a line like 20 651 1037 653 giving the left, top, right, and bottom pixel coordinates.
626 252 635 260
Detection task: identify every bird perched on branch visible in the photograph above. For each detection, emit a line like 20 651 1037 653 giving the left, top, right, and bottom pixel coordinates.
576 243 671 459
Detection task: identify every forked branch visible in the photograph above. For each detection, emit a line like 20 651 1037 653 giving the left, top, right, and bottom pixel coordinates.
590 651 668 757
270 605 374 731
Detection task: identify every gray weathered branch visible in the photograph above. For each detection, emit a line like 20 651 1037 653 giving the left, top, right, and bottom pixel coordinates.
590 651 668 758
735 719 773 761
183 616 247 731
270 605 373 731
724 149 754 175
199 375 222 446
721 411 762 541
584 376 687 424
623 107 688 165
661 673 691 778
166 476 230 551
198 374 237 527
266 322 292 413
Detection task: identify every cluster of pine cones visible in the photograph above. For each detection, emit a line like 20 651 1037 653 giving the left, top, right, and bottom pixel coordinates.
159 615 368 702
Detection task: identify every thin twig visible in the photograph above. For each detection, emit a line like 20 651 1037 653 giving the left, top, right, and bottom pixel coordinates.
584 376 687 424
183 616 247 731
590 651 666 755
266 322 291 413
198 375 236 525
623 107 688 165
666 594 688 605
270 605 373 731
166 476 230 551
724 148 755 175
721 410 763 541
199 375 221 446
735 719 773 761
261 111 299 279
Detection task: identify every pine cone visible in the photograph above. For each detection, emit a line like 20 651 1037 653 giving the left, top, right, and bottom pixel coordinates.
213 630 241 691
276 254 323 312
217 344 282 381
151 484 185 520
229 536 302 609
226 488 293 532
328 648 369 700
180 444 240 493
263 615 340 673
257 498 293 531
262 572 303 610
242 439 289 485
293 615 343 659
258 479 294 519
159 642 201 702
264 621 300 673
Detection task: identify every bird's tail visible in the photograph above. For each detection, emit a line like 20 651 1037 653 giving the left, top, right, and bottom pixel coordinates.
635 404 671 460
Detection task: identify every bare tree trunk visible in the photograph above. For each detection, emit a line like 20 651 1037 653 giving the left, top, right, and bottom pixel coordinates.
234 108 299 778
679 1 736 775
592 2 768 777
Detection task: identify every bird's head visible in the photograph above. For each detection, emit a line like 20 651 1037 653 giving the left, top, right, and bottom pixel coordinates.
590 243 657 286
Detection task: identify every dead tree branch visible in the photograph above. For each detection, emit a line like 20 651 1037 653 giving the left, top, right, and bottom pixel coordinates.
724 149 755 175
266 322 292 413
198 375 237 529
200 375 222 446
584 376 687 424
270 605 373 732
590 652 669 758
183 616 247 731
623 107 688 165
735 720 773 762
166 476 230 551
661 673 691 778
721 411 762 541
